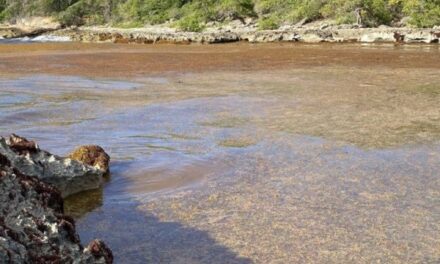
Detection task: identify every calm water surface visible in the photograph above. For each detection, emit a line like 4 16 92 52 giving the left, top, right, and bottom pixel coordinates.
0 43 439 263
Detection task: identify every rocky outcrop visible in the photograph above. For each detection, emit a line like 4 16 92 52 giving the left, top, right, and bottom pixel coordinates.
2 17 439 44
48 24 440 44
0 17 61 39
0 135 106 198
0 27 25 39
0 145 113 263
68 145 110 174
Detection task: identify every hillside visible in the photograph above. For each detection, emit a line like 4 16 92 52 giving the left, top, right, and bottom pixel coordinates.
0 0 439 31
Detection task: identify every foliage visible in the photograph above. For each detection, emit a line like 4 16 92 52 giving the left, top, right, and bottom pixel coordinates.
176 13 205 31
258 15 279 29
0 0 439 28
321 0 396 25
401 0 440 27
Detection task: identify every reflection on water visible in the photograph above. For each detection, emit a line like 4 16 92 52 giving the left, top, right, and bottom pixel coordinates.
1 43 440 263
64 188 104 219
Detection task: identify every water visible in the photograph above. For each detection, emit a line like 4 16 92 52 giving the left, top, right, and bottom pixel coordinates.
0 43 439 263
0 35 71 43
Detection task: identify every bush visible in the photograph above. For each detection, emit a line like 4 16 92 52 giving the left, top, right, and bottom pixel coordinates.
58 1 87 26
214 0 255 20
176 13 205 32
402 0 440 27
321 0 396 26
258 15 279 29
288 0 323 22
1 0 440 28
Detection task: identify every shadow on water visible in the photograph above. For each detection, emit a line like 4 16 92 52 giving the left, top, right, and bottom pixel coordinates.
78 202 252 264
66 161 251 264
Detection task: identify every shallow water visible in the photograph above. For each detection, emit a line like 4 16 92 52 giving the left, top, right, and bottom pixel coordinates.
0 43 439 263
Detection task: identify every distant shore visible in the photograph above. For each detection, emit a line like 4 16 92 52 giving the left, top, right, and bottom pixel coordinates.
1 20 440 44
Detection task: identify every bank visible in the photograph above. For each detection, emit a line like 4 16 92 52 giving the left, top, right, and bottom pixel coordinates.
1 19 440 44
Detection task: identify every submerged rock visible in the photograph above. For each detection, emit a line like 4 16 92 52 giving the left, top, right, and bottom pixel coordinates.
68 145 110 174
0 135 105 198
0 150 113 263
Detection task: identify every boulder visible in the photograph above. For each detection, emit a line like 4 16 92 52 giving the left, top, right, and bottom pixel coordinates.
68 145 110 174
0 135 105 198
0 150 113 263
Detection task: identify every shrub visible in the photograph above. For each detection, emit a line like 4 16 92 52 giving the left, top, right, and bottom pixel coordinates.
258 15 279 29
1 0 440 28
402 0 440 27
177 13 205 31
215 0 255 20
321 0 396 26
288 0 323 22
58 1 87 26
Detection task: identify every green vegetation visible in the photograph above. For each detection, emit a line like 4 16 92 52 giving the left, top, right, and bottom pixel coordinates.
0 0 439 31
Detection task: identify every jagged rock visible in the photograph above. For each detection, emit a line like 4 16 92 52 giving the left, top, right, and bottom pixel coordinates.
85 239 114 263
0 152 113 263
68 145 110 174
0 135 105 198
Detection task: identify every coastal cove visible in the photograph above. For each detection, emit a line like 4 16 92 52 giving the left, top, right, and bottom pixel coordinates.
1 42 439 263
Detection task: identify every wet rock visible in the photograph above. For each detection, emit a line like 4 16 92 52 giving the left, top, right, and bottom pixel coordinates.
0 150 112 263
8 133 38 153
0 135 104 198
85 239 114 263
68 145 110 174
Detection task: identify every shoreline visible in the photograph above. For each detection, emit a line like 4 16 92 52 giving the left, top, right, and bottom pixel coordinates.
1 23 440 44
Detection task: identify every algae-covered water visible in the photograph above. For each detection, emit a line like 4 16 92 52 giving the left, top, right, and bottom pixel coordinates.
0 43 439 263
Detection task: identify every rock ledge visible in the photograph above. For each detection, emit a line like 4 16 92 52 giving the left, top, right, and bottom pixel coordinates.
0 135 113 263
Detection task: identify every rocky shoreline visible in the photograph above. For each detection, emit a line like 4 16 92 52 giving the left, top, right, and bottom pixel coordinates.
1 19 440 44
53 25 440 44
0 135 113 263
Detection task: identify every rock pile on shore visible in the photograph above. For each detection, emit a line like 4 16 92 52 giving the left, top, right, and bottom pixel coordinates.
50 23 440 44
0 135 112 263
2 18 439 44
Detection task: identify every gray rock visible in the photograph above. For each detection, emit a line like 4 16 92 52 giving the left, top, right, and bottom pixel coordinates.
360 32 395 42
405 31 439 43
0 151 113 263
299 32 327 43
0 135 104 198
